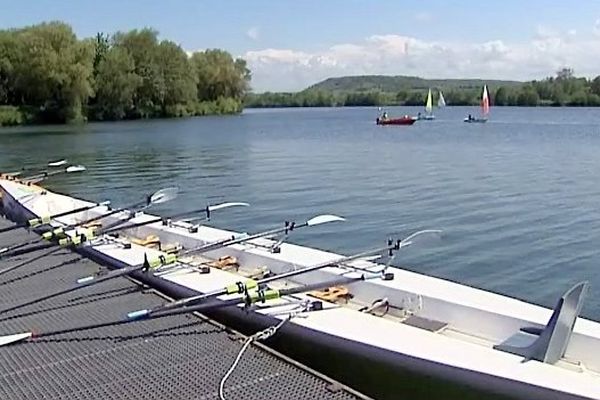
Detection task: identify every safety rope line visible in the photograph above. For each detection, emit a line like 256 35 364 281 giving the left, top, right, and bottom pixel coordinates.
218 309 303 400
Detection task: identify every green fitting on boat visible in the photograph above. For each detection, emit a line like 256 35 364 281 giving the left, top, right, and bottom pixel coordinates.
82 227 97 240
71 236 82 245
52 227 65 236
225 279 257 294
58 237 71 247
148 253 177 269
27 218 41 228
27 215 50 228
42 231 53 240
248 289 280 304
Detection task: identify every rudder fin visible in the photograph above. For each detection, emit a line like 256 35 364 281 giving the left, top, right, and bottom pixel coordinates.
494 281 588 364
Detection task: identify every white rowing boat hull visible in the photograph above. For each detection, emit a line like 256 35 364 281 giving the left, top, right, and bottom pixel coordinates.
1 178 599 400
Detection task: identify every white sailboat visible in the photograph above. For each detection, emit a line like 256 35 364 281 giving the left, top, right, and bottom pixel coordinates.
464 85 489 123
438 90 446 107
417 88 435 120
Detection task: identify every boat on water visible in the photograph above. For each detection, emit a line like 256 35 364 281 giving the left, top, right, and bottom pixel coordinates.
464 85 490 123
376 109 416 125
417 88 436 120
438 90 446 108
2 176 600 400
376 115 416 125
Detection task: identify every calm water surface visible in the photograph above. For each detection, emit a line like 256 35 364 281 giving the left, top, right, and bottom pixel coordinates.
2 106 600 318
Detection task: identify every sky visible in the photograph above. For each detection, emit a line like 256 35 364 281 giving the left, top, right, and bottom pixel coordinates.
2 0 600 92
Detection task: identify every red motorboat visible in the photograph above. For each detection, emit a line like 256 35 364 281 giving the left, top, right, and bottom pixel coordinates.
376 115 416 125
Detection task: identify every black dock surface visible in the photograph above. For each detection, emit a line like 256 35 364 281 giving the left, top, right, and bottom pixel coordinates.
0 218 369 400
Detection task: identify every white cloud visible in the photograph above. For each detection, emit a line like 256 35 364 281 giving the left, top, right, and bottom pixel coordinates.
246 26 260 41
594 19 600 36
244 24 600 92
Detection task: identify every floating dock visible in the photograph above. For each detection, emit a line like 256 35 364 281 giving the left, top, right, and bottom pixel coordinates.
0 217 369 400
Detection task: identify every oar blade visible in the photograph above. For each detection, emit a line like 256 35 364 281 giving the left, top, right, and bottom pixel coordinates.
48 159 67 167
208 202 250 212
306 214 346 227
65 165 86 173
149 187 178 205
401 229 443 247
0 332 32 347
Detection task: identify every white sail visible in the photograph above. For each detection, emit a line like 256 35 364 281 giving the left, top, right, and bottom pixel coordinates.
438 91 446 107
425 89 433 114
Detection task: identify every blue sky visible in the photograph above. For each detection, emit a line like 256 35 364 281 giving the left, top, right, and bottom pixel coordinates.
2 1 600 91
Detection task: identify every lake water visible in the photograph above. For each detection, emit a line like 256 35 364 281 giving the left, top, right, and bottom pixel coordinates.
2 105 600 319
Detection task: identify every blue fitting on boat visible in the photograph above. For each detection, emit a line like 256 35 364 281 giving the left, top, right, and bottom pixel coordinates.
127 309 149 320
77 276 95 284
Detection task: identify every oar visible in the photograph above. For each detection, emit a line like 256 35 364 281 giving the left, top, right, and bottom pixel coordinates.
0 202 250 315
100 201 249 236
22 165 86 183
47 159 68 167
2 159 68 178
74 214 345 288
0 187 178 259
181 214 346 256
0 201 111 235
0 273 390 347
127 239 401 319
128 229 442 319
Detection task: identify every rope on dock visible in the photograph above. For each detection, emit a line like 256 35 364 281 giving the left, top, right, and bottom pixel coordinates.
219 317 289 400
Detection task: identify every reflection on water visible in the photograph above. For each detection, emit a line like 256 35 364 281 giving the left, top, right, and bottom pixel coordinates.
2 107 600 320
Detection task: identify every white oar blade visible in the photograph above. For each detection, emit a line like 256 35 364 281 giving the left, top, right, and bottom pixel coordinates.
48 159 67 167
306 214 346 227
150 187 178 205
66 165 86 173
0 332 32 347
4 171 22 177
402 229 443 244
208 202 250 212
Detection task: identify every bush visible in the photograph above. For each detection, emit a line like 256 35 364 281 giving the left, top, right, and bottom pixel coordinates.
0 106 24 126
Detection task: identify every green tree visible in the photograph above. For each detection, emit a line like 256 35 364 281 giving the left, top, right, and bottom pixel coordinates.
568 90 588 106
591 76 600 96
155 40 197 116
494 87 508 106
0 31 18 105
113 29 165 118
94 46 141 120
191 49 250 101
516 86 539 106
556 67 574 81
12 22 94 122
93 32 110 75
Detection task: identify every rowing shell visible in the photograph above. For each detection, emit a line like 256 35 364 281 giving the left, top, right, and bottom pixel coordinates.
1 178 599 400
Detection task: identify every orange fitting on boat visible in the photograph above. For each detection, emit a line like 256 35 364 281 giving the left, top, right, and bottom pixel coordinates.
207 255 239 271
308 286 352 303
131 235 161 248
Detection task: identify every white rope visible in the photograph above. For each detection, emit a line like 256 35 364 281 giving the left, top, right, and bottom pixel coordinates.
218 316 291 400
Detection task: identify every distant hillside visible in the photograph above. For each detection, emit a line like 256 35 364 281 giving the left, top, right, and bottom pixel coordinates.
245 69 600 108
307 75 523 93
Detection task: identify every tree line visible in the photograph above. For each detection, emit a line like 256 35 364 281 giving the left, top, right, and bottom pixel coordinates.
0 22 251 126
244 68 600 108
